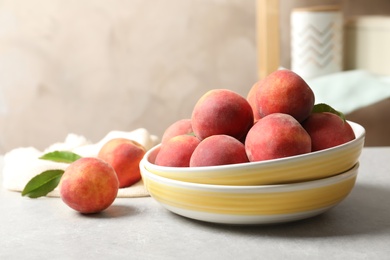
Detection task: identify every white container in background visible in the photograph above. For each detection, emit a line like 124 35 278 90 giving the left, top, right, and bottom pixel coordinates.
345 15 390 76
290 5 343 79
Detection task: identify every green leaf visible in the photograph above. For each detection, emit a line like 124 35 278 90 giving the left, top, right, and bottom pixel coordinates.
312 103 346 122
39 151 82 163
22 170 64 198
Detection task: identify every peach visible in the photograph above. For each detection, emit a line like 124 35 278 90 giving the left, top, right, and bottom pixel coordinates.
245 113 311 162
161 118 193 144
246 80 263 122
59 157 119 214
255 69 315 122
98 138 146 188
302 112 356 151
190 134 249 167
191 89 254 140
155 134 201 167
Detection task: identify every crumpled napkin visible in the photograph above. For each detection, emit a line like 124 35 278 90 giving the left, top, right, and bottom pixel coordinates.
2 128 159 198
307 70 390 114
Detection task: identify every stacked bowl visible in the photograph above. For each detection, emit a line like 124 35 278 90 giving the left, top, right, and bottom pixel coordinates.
140 121 365 225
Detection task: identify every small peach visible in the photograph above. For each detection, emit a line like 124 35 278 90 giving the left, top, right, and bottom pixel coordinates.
191 89 254 140
190 134 249 167
59 157 119 214
98 138 146 188
245 113 311 162
161 119 193 144
246 80 263 122
255 69 315 122
155 134 201 167
302 112 356 151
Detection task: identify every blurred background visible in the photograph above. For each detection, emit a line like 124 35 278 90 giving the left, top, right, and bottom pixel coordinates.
0 0 389 153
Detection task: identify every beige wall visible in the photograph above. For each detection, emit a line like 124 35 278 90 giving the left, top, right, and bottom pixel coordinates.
1 0 389 153
0 0 258 153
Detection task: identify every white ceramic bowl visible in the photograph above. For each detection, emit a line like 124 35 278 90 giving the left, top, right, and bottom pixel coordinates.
143 121 365 185
140 160 359 225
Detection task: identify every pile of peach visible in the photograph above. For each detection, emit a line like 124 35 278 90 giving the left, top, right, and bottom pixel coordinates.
155 69 356 167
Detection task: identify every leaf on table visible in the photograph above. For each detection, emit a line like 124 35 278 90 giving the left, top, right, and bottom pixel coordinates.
311 103 346 122
21 169 64 198
39 151 82 163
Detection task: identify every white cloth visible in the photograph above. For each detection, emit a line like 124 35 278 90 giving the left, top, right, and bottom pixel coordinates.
2 128 159 197
307 70 390 114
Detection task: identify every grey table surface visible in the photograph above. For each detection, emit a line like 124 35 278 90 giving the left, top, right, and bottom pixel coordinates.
1 147 390 260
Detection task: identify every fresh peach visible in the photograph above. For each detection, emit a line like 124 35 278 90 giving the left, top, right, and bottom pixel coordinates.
98 138 146 188
191 89 254 140
59 157 119 214
302 112 356 151
190 134 249 167
246 80 263 122
255 69 315 122
155 134 201 167
161 118 193 144
245 113 311 162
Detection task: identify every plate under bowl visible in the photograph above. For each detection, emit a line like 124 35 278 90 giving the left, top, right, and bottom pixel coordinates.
140 161 359 225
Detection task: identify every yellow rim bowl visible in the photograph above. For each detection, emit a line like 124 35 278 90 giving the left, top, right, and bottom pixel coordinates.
140 162 359 225
143 121 365 185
